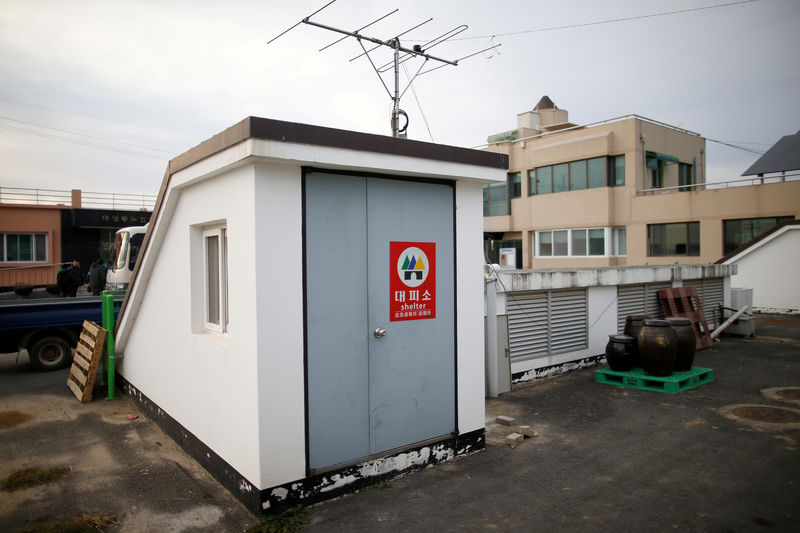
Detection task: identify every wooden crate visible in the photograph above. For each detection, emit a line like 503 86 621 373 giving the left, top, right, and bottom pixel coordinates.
66 320 107 403
657 287 713 350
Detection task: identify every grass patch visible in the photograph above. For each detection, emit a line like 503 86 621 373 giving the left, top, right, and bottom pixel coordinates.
248 505 310 533
0 410 34 430
375 481 393 489
21 513 119 533
1 466 72 492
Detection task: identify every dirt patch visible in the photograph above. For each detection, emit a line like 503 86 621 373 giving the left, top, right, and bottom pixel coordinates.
20 512 119 533
762 387 800 406
717 404 800 431
0 410 34 430
1 466 72 492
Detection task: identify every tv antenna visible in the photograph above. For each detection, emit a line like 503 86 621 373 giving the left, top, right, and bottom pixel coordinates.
268 0 500 138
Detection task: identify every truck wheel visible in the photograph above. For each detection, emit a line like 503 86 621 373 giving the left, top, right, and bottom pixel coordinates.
29 336 73 371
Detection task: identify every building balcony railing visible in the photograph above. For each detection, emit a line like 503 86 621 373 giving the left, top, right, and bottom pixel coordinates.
637 171 800 195
0 186 156 211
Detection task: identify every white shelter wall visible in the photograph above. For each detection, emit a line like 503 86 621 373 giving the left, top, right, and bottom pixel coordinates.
118 165 262 485
729 228 800 312
253 162 307 488
455 181 487 434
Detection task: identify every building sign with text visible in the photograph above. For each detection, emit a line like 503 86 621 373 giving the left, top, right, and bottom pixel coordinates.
390 241 436 322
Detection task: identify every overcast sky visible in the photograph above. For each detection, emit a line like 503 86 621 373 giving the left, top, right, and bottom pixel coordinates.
1 0 798 196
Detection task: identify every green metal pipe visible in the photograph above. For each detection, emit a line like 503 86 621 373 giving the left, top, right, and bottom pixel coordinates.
102 290 117 400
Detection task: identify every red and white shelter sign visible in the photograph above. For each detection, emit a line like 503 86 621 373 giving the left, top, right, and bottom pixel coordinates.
389 241 436 322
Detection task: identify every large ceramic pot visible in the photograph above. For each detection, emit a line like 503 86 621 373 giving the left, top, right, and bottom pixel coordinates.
666 317 696 371
623 314 650 367
638 319 677 377
605 334 635 372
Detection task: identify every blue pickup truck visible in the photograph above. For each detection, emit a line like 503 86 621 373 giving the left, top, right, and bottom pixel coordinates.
0 293 121 370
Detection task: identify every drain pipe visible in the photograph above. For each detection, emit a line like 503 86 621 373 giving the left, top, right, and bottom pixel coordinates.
485 264 499 398
710 305 750 340
102 290 118 400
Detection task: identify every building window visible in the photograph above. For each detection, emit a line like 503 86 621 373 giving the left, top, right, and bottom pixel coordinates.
534 166 552 195
723 216 794 255
646 153 664 188
203 226 229 333
508 172 521 198
678 163 693 191
648 222 700 256
587 157 606 188
1 233 47 263
609 155 625 186
535 227 622 257
588 228 605 255
483 182 509 216
569 160 586 190
612 227 627 256
553 163 569 193
530 155 623 195
538 231 552 256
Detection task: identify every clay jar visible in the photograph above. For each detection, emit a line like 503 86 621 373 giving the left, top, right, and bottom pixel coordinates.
638 319 678 377
623 314 650 367
605 334 635 372
665 317 697 371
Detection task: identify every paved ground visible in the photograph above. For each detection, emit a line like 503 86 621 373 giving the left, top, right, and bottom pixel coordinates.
0 351 258 532
2 314 799 532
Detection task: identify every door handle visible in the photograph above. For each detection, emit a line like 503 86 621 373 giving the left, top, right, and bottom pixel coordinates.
373 327 387 338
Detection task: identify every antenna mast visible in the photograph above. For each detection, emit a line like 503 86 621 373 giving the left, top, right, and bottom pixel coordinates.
268 0 499 138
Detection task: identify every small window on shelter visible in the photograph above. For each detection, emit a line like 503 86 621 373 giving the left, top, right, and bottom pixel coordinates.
203 226 229 333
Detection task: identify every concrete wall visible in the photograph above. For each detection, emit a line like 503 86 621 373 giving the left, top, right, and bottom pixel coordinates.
485 265 736 383
725 225 800 314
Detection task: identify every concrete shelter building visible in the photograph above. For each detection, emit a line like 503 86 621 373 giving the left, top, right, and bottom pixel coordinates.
113 117 507 513
482 97 800 270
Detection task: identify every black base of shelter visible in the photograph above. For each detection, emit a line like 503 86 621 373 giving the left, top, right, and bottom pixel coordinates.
118 376 484 515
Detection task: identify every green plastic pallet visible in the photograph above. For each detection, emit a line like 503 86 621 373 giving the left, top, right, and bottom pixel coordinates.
594 366 713 394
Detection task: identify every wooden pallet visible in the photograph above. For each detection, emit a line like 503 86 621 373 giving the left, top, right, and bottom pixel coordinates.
657 287 713 350
66 320 107 403
595 366 714 394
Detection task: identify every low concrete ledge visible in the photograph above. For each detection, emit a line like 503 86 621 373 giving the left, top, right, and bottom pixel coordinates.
497 264 737 293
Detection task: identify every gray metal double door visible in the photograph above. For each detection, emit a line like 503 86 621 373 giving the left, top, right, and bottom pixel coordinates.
305 171 455 471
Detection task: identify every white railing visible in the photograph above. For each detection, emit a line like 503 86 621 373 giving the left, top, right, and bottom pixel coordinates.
0 186 156 211
638 172 800 195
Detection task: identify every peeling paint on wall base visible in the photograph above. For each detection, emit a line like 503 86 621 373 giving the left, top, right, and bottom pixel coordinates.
259 429 485 512
512 355 605 384
118 375 484 515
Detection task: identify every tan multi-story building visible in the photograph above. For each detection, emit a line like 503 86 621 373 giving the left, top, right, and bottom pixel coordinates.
482 97 800 269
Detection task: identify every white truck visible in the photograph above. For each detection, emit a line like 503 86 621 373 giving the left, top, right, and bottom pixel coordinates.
106 224 147 292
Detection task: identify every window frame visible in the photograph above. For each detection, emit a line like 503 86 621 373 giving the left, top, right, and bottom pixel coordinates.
534 227 623 258
508 172 521 198
529 155 623 196
202 226 229 334
647 222 700 257
0 232 48 263
482 182 509 216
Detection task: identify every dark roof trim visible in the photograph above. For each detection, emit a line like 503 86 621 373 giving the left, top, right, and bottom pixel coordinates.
169 116 509 176
742 131 800 176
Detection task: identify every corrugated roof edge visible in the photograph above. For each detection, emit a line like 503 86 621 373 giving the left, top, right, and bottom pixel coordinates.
169 116 509 176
